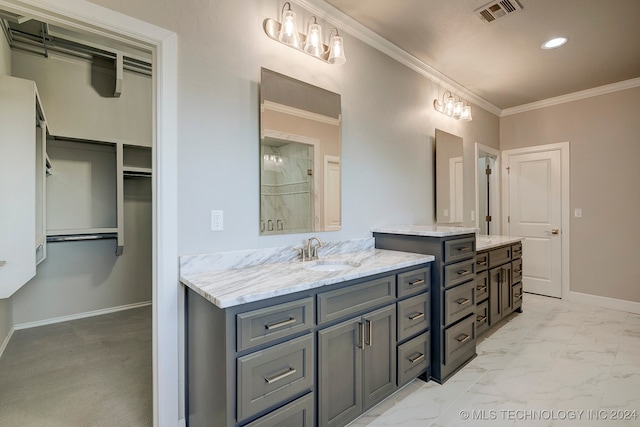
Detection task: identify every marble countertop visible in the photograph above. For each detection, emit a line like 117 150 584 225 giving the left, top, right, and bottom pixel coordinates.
180 247 434 309
476 235 524 251
372 225 479 237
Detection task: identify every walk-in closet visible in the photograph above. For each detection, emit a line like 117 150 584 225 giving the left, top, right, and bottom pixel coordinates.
0 11 153 425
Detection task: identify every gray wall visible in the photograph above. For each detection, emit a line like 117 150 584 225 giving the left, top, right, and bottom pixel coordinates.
7 50 152 325
85 0 499 256
501 87 640 303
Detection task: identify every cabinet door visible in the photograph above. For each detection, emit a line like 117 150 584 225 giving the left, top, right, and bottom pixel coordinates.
318 317 363 427
363 305 396 410
0 76 37 298
488 267 502 325
500 264 513 315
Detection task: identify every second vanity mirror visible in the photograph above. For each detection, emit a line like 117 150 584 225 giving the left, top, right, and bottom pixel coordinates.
260 68 342 235
435 129 464 224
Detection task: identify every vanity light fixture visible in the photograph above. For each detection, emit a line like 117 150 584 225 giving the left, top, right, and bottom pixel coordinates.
264 3 346 64
434 91 473 121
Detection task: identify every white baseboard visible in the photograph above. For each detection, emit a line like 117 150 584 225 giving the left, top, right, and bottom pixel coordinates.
13 301 152 331
0 326 15 360
178 418 186 427
568 291 640 315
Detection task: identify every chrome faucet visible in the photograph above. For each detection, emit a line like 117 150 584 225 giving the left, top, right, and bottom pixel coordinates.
306 236 324 260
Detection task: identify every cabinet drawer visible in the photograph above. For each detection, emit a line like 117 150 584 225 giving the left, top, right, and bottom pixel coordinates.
511 258 523 285
443 236 475 264
475 271 488 302
476 300 489 336
397 331 430 387
444 315 475 366
511 242 523 259
244 393 314 427
513 282 523 309
317 276 395 324
488 245 511 268
475 252 488 272
444 280 476 326
237 335 314 421
443 258 476 289
237 298 314 351
397 266 431 298
397 292 430 342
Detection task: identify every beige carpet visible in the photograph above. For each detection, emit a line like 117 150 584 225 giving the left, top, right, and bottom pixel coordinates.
0 306 152 427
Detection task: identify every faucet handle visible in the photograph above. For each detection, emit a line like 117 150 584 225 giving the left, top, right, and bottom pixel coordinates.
293 246 307 262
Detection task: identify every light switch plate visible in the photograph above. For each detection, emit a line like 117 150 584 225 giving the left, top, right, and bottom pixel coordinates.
574 208 582 218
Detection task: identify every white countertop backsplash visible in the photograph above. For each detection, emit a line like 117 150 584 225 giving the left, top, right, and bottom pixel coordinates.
372 225 479 237
476 234 524 251
180 238 434 308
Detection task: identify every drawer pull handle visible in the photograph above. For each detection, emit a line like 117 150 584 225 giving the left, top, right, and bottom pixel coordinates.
477 315 487 324
457 270 470 275
265 317 296 330
514 293 522 300
0 261 6 267
408 279 425 286
476 285 487 292
456 334 471 344
514 269 522 274
408 312 424 321
264 367 297 384
476 261 487 266
358 322 364 348
456 298 471 306
366 320 372 346
457 247 472 252
409 353 425 364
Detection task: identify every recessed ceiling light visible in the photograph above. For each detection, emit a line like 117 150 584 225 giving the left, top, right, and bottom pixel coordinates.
541 37 568 49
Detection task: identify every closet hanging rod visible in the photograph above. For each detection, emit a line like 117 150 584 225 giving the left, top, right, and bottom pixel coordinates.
47 233 117 243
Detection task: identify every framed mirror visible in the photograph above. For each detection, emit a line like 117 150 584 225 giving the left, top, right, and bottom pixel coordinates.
435 129 463 224
259 68 342 235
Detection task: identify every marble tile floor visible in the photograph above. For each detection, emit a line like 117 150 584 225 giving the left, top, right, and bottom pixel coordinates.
350 294 640 427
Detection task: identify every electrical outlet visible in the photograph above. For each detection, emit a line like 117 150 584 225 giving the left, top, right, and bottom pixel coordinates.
211 210 223 231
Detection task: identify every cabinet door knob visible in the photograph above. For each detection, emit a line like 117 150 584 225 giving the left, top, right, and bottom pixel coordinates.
0 261 6 267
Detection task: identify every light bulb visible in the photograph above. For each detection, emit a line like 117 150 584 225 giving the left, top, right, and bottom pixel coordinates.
304 21 324 57
444 95 455 116
461 105 472 121
278 8 300 47
328 32 346 64
452 101 463 119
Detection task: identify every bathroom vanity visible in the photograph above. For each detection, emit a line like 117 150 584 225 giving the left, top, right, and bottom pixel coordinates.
475 235 524 336
180 241 434 427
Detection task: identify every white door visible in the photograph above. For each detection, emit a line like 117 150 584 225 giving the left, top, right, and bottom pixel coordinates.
504 147 564 298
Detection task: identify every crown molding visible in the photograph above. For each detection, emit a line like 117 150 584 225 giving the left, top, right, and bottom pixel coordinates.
294 0 502 116
501 77 640 117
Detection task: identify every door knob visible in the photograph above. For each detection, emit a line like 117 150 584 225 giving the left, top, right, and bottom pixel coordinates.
550 228 559 235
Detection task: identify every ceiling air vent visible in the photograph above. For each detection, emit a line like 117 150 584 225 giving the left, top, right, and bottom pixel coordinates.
475 0 523 23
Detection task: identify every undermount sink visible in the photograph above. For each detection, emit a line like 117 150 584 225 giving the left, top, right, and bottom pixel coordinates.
304 260 361 272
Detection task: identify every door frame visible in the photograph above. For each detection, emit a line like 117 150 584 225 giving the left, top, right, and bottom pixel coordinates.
474 143 501 235
501 142 570 299
0 1 179 425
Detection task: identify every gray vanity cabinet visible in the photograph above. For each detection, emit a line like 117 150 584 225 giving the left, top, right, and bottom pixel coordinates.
318 305 396 427
477 242 523 334
373 232 477 384
185 262 431 427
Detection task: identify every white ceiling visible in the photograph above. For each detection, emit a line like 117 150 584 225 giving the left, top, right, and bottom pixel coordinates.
324 0 640 110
